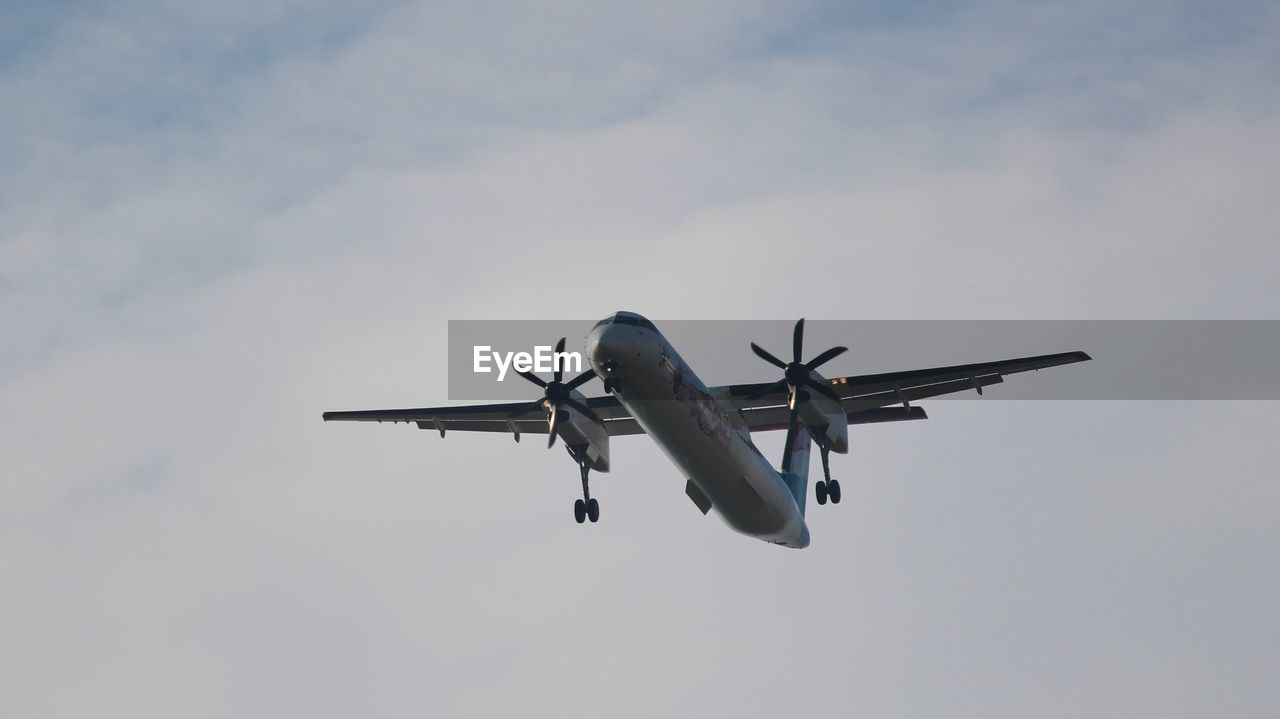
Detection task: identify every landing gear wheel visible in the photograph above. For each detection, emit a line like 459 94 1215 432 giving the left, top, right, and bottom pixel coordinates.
574 499 587 524
815 480 828 505
587 498 600 523
828 479 842 504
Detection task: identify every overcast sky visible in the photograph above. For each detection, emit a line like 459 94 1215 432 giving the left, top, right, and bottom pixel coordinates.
3 1 1279 717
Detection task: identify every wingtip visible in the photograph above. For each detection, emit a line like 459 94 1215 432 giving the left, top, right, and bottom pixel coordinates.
1076 351 1093 361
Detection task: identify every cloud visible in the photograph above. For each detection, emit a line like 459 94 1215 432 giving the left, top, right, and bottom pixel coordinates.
2 1 1279 717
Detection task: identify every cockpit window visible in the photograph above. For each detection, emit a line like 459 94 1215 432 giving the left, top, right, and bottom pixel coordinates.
612 313 656 331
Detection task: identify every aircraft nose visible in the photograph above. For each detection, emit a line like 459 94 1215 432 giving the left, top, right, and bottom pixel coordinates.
587 321 625 369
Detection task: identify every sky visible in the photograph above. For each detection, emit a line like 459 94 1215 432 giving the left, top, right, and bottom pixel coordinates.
2 1 1279 717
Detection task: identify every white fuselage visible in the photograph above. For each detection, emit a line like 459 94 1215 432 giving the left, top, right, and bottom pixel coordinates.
587 318 810 548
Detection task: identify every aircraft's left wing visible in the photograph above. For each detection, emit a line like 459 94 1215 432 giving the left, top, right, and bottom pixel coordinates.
322 395 645 436
719 350 1091 416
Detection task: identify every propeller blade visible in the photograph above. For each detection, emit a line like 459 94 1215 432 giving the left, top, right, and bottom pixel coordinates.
803 376 843 402
563 368 597 391
806 345 848 370
750 342 788 370
553 337 567 383
516 370 547 388
792 318 805 364
565 397 601 424
747 378 789 400
547 404 559 448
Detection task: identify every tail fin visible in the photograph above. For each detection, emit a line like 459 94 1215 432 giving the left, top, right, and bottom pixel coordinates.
780 420 812 516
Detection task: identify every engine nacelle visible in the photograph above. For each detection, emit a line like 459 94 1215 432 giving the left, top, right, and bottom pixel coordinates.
799 401 848 453
558 407 611 472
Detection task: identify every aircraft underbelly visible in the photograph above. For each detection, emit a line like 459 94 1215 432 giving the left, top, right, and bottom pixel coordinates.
591 330 806 546
630 397 787 534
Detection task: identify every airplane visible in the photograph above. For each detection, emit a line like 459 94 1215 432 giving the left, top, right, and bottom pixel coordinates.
323 312 1090 548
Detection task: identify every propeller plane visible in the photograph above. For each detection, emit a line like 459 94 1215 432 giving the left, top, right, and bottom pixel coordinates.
323 312 1090 548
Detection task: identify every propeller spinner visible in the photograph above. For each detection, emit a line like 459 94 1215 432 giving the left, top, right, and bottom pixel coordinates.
514 337 599 448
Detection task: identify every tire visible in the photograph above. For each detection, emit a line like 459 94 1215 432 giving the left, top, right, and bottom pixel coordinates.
574 499 587 524
815 480 828 505
829 479 842 504
587 498 600 523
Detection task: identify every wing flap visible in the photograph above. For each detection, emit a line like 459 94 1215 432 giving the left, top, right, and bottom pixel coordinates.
741 405 930 432
842 374 1003 412
413 419 545 434
323 401 546 423
323 394 630 425
403 417 644 437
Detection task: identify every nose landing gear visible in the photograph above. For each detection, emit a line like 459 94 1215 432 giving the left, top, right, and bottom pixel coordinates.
599 361 620 395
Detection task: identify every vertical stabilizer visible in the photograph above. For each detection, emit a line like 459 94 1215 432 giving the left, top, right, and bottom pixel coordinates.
780 420 812 516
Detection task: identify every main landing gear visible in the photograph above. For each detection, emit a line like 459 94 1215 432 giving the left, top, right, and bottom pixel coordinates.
814 478 841 505
573 457 600 524
813 440 842 505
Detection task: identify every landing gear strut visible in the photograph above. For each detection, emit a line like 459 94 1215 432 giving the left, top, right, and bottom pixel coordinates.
813 438 841 505
573 456 600 524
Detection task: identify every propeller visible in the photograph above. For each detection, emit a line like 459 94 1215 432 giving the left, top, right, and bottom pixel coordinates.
513 337 599 448
748 318 847 410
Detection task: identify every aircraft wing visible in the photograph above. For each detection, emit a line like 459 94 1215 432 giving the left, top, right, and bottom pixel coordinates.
321 396 646 437
324 350 1088 439
720 350 1092 414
